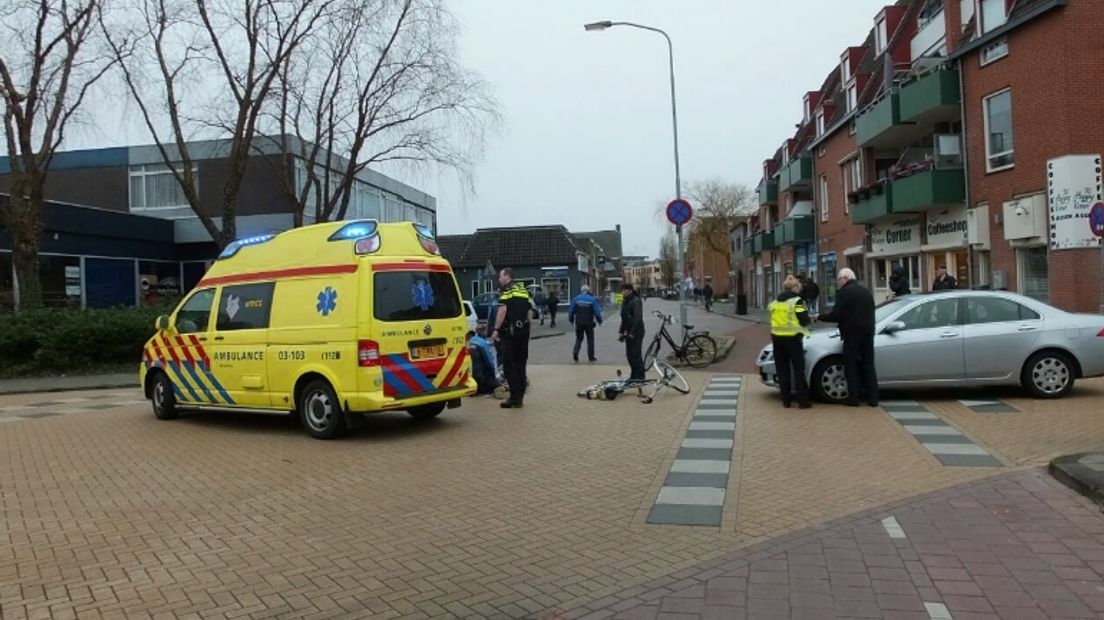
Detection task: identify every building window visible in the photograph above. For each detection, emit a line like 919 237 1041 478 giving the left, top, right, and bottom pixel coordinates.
918 0 943 28
841 155 863 215
840 52 851 83
875 17 888 54
1018 247 1049 303
980 37 1008 65
980 0 1008 34
983 89 1014 171
819 175 829 222
846 81 858 113
129 163 195 211
816 109 826 136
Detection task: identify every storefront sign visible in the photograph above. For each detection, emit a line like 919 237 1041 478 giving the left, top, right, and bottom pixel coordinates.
925 206 969 249
870 218 922 257
1047 154 1103 250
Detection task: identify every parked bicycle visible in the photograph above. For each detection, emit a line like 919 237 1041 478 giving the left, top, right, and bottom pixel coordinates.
643 310 718 369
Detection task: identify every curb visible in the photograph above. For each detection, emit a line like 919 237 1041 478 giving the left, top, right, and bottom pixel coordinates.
1049 452 1104 508
0 380 140 396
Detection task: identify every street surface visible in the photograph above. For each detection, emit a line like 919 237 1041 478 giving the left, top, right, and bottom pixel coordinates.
0 303 1102 619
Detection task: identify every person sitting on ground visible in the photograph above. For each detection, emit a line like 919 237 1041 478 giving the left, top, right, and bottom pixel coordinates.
467 325 499 395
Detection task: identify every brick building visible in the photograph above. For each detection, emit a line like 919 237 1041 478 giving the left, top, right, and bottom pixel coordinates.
737 0 1104 313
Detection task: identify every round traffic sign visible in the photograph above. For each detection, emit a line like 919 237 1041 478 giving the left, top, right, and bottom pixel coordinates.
1091 201 1104 238
666 199 693 226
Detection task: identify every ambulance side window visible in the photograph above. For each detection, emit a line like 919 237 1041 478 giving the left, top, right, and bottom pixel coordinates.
216 282 275 331
176 289 216 334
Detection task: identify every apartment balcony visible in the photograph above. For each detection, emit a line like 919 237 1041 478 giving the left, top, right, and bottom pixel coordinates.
751 230 776 253
899 67 961 125
849 182 895 225
777 156 812 193
742 236 755 258
855 92 904 148
891 167 966 213
776 216 815 245
758 180 778 206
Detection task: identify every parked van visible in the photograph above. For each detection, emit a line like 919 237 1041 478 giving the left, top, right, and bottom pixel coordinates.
139 220 475 439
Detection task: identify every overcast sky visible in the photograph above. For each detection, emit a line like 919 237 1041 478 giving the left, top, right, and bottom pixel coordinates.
418 0 892 257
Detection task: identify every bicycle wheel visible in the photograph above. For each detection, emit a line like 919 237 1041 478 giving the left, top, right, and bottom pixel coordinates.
683 334 718 369
654 359 690 394
643 339 662 368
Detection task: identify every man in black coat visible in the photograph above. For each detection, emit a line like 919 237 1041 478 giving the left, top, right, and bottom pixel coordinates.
619 283 646 382
815 268 878 407
931 265 957 291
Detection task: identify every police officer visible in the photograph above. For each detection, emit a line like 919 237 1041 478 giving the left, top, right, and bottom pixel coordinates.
492 268 534 409
769 275 812 409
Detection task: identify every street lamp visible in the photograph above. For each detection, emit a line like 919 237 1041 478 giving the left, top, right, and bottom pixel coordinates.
584 19 688 327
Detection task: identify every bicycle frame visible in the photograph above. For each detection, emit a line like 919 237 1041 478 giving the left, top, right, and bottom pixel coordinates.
649 311 705 360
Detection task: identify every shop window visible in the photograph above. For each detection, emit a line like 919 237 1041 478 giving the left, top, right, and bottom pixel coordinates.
821 253 838 304
85 258 137 309
139 261 182 307
1018 247 1049 303
39 255 82 308
216 283 275 331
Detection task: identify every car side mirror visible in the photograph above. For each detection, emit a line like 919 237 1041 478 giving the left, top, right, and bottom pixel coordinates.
155 315 171 331
883 320 906 334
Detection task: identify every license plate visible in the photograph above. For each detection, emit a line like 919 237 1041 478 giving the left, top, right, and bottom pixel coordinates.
413 345 446 359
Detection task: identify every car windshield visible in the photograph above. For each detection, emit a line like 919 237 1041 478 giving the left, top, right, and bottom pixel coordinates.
874 297 912 324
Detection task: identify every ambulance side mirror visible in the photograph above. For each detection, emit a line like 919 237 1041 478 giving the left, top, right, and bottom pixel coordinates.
155 315 171 331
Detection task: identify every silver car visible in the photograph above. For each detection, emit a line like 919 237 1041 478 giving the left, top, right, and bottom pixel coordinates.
757 290 1104 402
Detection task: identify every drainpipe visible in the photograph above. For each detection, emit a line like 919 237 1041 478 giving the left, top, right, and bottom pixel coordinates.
956 58 974 287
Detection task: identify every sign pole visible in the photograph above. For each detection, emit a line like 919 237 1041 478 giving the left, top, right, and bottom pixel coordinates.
1090 201 1104 314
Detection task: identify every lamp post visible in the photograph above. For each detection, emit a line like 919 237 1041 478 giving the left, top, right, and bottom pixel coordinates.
584 20 688 326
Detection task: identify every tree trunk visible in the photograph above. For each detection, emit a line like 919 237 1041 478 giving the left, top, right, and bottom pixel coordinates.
7 191 44 310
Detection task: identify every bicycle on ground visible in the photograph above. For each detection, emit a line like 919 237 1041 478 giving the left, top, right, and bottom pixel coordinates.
643 310 718 369
578 355 691 404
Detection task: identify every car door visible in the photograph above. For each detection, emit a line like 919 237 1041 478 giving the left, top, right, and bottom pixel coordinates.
158 287 217 406
875 297 965 382
207 282 276 408
962 295 1043 380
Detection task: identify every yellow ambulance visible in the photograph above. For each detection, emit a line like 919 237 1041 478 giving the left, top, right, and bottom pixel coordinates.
139 220 476 439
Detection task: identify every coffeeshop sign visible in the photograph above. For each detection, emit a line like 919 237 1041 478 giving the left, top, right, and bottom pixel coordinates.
925 206 969 249
870 218 922 257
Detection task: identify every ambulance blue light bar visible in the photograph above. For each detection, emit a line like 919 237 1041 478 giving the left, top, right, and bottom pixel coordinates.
413 223 434 240
329 220 379 241
218 233 276 260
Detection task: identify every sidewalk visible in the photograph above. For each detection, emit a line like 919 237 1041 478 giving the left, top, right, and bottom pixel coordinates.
694 300 768 325
0 372 138 395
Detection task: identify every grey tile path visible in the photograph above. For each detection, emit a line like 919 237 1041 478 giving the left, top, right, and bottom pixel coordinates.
883 401 1003 468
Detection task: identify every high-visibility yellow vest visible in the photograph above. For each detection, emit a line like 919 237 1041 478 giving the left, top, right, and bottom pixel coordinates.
769 297 811 337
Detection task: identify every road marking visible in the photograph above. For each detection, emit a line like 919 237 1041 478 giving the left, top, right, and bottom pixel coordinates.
903 425 964 436
923 443 992 455
925 601 953 620
880 402 1002 468
656 487 725 506
670 460 730 474
681 438 734 449
688 422 736 431
881 516 906 539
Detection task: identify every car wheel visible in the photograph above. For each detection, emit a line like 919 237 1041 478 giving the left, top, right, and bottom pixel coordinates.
299 379 347 439
151 372 179 420
407 402 446 420
1021 351 1076 399
811 357 849 404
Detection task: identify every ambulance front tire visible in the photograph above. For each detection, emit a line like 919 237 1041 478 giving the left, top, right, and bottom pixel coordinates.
298 379 347 439
150 372 179 420
407 402 446 420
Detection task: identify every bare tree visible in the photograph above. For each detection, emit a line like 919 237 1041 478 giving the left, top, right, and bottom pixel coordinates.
0 0 113 310
103 0 337 248
259 0 498 226
658 231 677 290
684 178 757 283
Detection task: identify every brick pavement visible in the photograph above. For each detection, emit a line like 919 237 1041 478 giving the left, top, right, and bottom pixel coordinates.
568 468 1104 620
0 371 1101 619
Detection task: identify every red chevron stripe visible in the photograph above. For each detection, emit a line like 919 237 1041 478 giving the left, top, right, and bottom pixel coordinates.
383 357 425 395
175 336 198 367
439 347 469 388
188 335 211 369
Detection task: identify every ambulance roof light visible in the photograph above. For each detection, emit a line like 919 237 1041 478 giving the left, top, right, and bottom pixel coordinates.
218 233 276 260
329 220 379 241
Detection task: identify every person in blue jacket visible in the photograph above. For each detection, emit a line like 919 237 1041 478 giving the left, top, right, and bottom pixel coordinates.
467 324 499 395
567 284 604 362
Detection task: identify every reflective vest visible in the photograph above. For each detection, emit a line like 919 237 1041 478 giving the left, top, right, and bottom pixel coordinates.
769 297 811 337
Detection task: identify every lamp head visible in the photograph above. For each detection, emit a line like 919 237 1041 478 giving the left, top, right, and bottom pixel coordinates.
584 21 613 31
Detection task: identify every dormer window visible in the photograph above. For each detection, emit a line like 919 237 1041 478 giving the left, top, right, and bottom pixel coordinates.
804 94 812 123
840 51 852 83
875 15 888 53
816 109 826 136
980 0 1008 34
846 81 858 113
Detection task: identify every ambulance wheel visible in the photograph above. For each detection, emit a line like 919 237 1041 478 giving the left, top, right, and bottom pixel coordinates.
299 380 346 439
151 372 179 420
407 402 446 420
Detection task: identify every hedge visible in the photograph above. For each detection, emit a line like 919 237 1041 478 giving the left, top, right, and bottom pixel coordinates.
0 305 171 374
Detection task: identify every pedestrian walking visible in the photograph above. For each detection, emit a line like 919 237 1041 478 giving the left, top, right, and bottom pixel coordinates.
769 276 813 409
568 284 604 362
889 264 911 297
618 283 646 383
814 268 878 407
702 280 714 312
798 273 820 314
545 290 560 327
931 265 957 291
492 268 534 409
533 286 547 325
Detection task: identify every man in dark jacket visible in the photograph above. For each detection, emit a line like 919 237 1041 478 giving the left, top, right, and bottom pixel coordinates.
889 264 911 297
619 283 646 382
798 274 821 314
568 284 604 362
931 265 957 291
815 268 878 407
